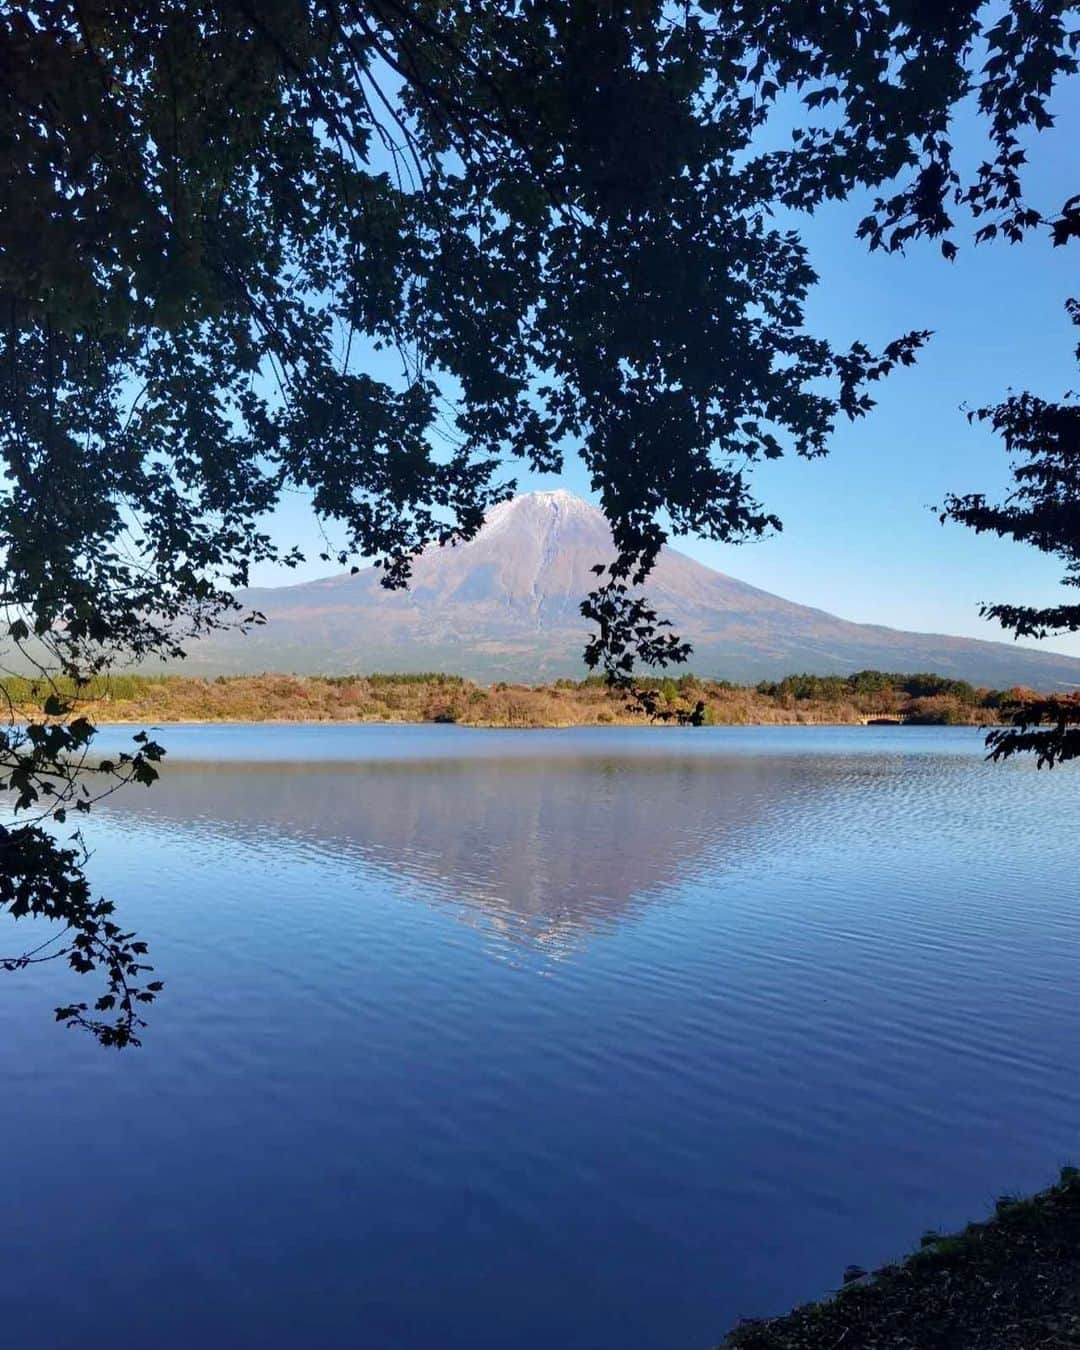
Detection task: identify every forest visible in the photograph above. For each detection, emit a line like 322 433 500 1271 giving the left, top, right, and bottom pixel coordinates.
5 669 1049 729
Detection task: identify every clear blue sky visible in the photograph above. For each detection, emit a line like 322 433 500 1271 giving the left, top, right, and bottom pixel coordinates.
253 78 1080 657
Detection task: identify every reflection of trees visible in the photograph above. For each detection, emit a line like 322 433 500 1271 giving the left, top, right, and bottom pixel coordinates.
99 754 838 950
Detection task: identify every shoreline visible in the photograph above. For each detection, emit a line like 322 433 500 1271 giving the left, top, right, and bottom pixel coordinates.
83 714 998 729
720 1167 1080 1349
2 671 1009 731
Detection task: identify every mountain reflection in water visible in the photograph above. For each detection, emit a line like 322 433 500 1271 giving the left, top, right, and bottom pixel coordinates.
100 751 838 953
6 726 1080 1350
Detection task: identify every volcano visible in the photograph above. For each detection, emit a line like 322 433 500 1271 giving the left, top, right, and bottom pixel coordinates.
175 490 1080 688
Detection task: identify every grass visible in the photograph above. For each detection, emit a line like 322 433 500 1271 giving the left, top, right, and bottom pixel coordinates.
720 1166 1080 1349
0 670 1015 729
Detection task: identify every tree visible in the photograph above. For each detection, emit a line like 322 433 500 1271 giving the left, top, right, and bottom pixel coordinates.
942 301 1080 766
1 1 1076 1042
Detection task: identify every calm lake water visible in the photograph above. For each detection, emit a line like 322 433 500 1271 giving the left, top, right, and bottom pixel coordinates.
3 724 1079 1349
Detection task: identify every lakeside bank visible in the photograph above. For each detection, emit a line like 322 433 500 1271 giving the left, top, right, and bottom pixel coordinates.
721 1168 1080 1349
7 670 1013 729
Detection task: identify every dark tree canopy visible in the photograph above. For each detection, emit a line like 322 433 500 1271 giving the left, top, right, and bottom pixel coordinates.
1 1 1076 1041
942 298 1080 766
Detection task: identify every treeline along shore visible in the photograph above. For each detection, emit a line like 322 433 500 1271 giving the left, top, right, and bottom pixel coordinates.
8 669 1041 728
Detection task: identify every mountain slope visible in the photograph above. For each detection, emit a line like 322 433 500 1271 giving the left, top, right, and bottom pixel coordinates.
175 490 1080 688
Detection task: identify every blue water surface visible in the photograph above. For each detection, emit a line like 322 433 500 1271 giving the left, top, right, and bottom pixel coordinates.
2 725 1078 1349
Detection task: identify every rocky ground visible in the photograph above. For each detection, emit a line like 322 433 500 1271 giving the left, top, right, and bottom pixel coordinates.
721 1169 1080 1349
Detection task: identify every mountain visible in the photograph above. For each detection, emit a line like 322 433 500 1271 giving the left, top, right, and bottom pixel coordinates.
175 490 1080 688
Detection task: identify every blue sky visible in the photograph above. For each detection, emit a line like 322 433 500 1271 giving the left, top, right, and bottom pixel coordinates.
253 79 1080 657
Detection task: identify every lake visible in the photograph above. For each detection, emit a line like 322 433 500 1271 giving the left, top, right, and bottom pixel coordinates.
3 724 1079 1349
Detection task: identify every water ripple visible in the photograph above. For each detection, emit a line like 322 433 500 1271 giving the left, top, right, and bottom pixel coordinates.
2 725 1079 1350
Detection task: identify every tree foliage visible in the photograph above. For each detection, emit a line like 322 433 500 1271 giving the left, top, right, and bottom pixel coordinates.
943 300 1080 765
757 670 982 705
1 1 1077 1039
